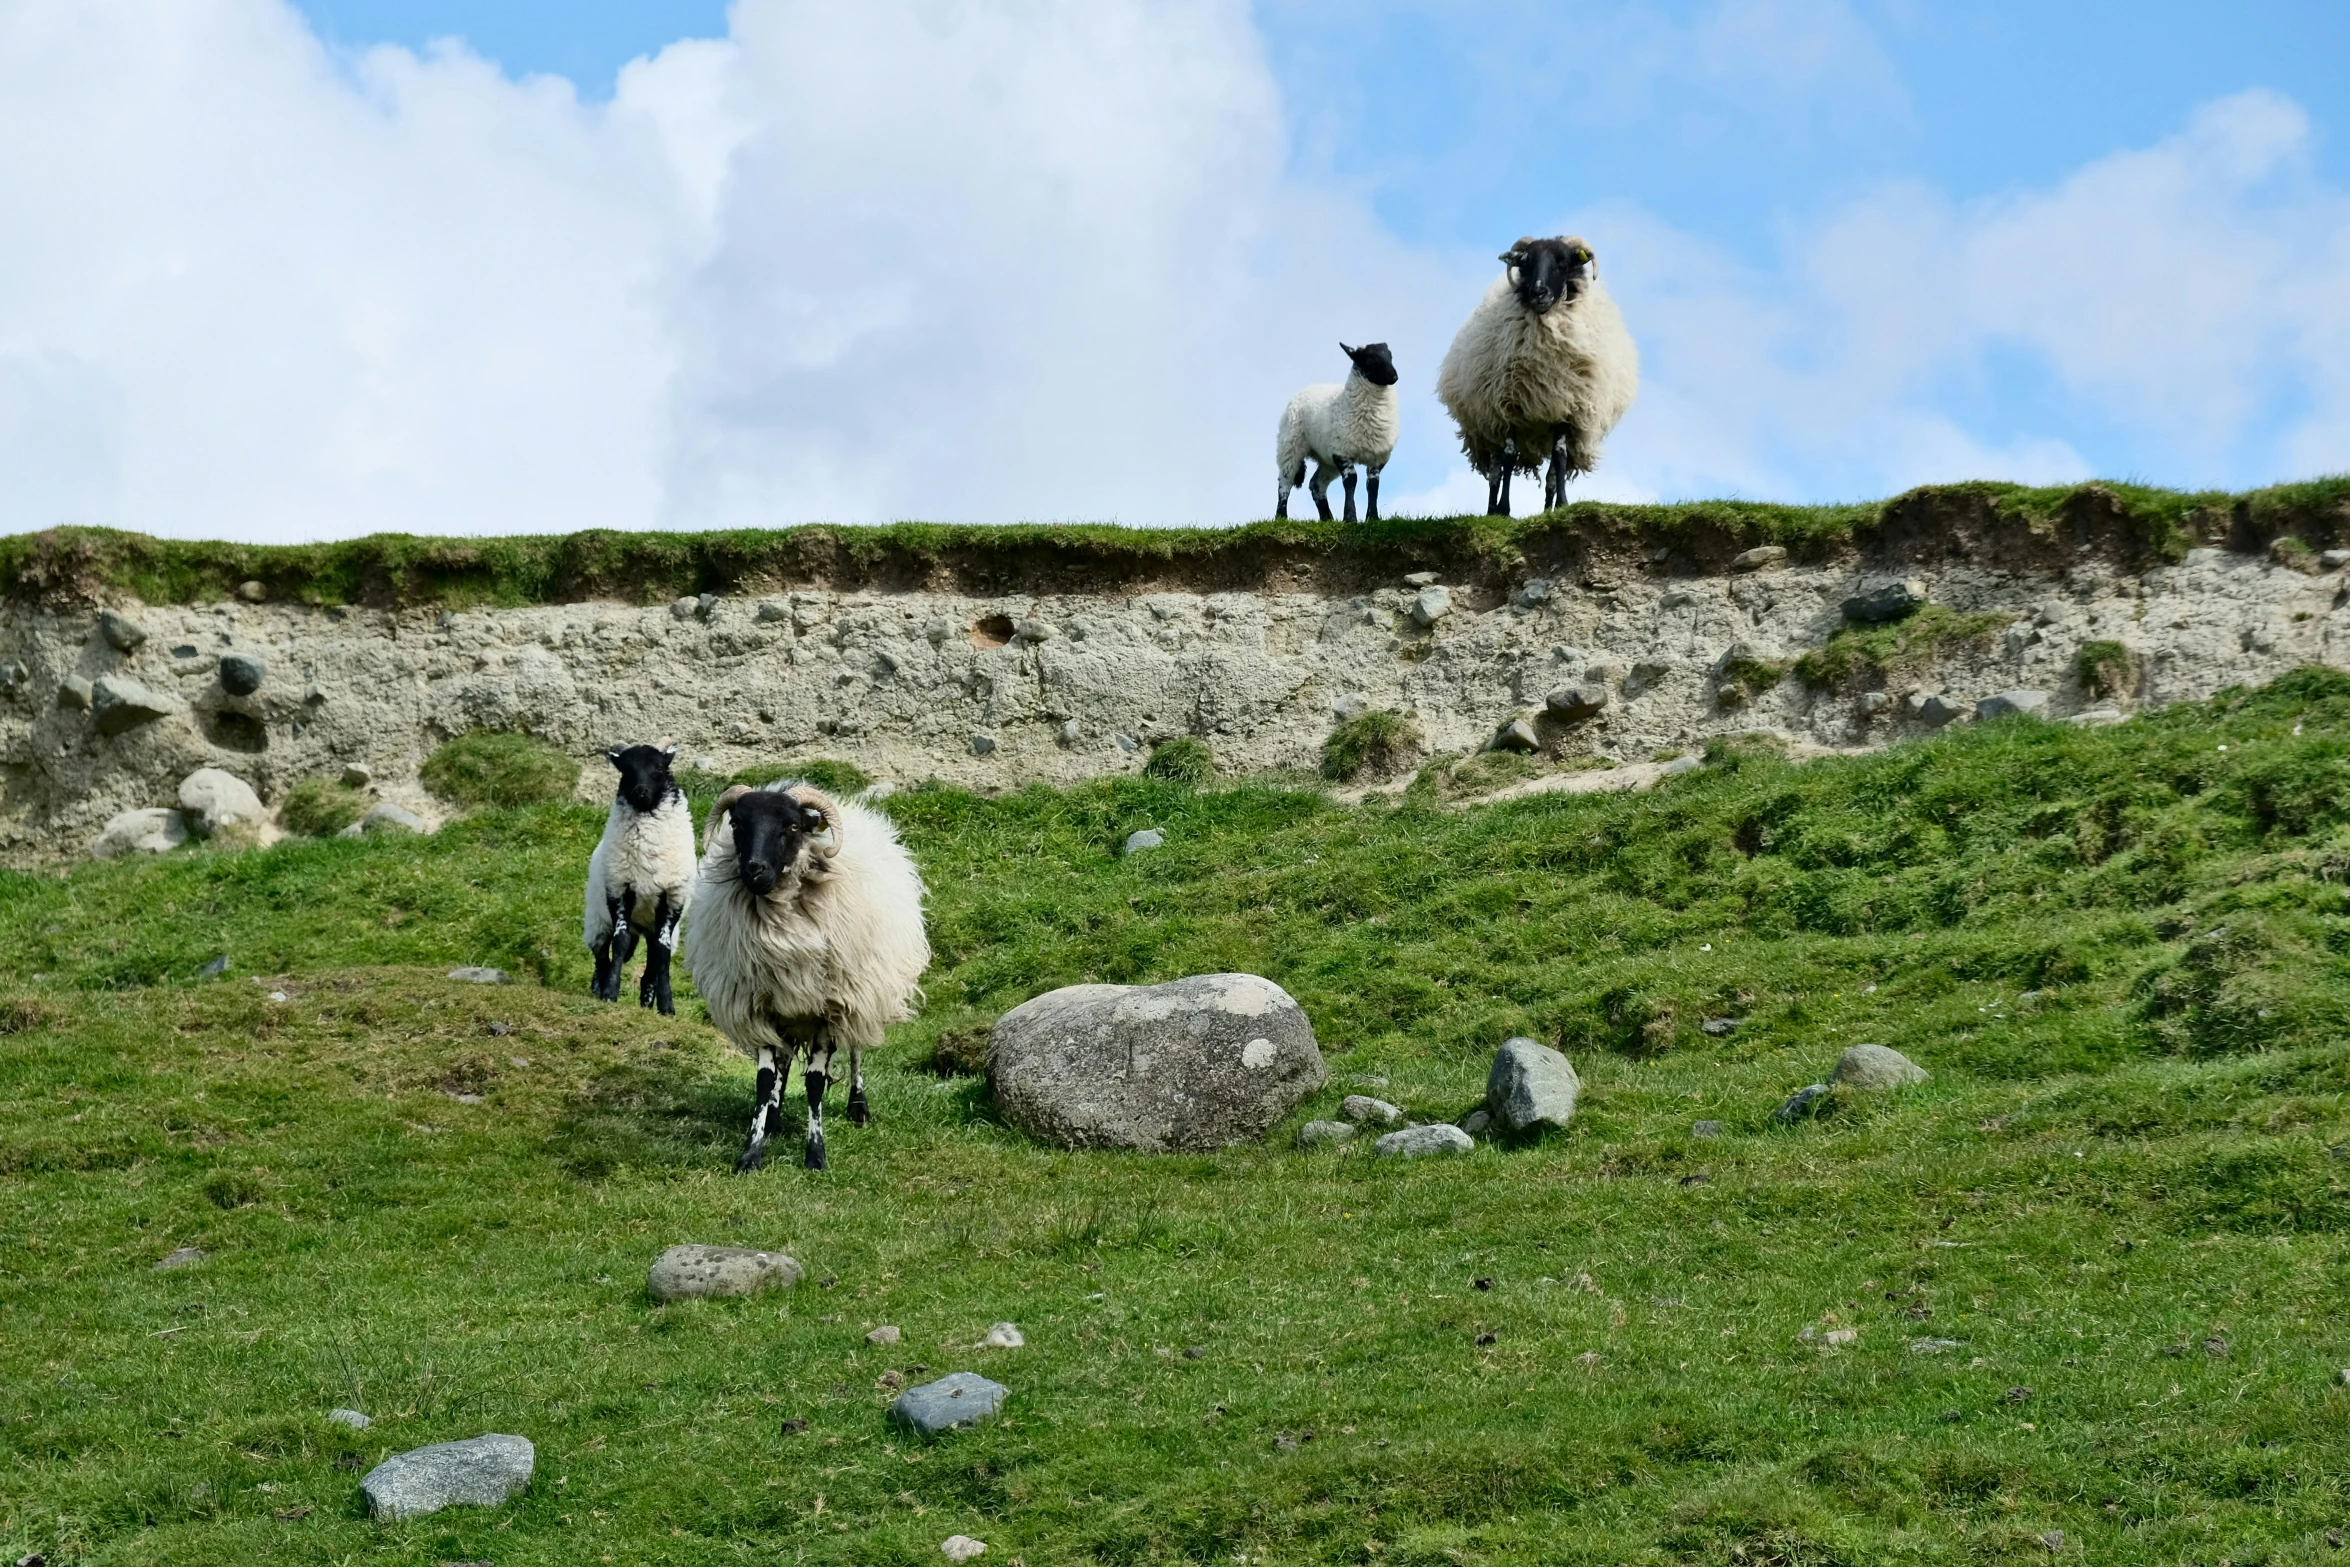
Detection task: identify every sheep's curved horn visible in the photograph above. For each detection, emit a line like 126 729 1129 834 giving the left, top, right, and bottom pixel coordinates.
1500 237 1535 265
796 790 843 858
713 783 750 816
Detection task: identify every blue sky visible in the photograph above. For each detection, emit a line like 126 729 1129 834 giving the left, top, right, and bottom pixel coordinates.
2 1 2345 538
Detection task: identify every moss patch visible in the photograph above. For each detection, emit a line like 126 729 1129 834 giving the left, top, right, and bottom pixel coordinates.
420 732 581 810
1322 710 1425 782
1797 604 2015 689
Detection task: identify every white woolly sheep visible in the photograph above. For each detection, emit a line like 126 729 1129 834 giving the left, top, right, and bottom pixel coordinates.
1276 342 1401 522
680 780 930 1172
584 741 697 1014
1435 235 1638 515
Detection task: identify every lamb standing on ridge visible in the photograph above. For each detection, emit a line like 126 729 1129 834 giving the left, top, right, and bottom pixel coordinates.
680 781 929 1172
584 741 696 1014
1276 342 1401 522
1436 236 1638 515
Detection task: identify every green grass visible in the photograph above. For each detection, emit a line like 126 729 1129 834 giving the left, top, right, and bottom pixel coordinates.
9 476 2350 609
1797 604 2017 690
275 779 367 839
1321 711 1424 783
420 732 583 811
2078 640 2138 702
8 672 2350 1562
1142 738 1216 787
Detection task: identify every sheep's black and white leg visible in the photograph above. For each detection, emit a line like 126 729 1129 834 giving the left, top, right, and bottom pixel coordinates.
590 894 623 1002
1491 439 1517 515
1485 462 1504 516
1307 461 1336 522
1341 465 1359 523
735 1044 786 1174
802 1032 838 1171
1546 431 1574 509
845 1042 869 1127
1366 465 1383 523
638 893 681 1015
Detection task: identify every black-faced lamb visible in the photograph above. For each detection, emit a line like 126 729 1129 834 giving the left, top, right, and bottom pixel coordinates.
1275 342 1401 522
679 781 929 1172
1435 236 1638 515
584 741 697 1014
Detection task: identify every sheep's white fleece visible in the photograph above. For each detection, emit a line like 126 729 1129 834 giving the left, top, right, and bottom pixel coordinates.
680 784 929 1053
1275 367 1400 485
1435 272 1638 477
582 792 696 947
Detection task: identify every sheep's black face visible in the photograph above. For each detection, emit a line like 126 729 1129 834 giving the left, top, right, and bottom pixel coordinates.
607 743 678 815
727 790 827 898
1503 236 1594 316
1342 341 1400 387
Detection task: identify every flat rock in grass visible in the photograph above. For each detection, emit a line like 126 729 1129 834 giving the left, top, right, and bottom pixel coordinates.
867 1325 902 1346
152 1246 206 1270
447 967 508 984
942 1536 988 1562
91 808 187 860
360 1433 533 1520
1832 1044 1928 1090
363 802 426 835
988 973 1325 1151
979 1322 1024 1349
1484 1037 1579 1132
1774 1084 1831 1121
1295 1119 1355 1148
178 768 265 839
647 1244 802 1303
1340 1095 1401 1125
1122 829 1164 854
328 1408 371 1429
890 1372 1008 1436
1374 1124 1473 1158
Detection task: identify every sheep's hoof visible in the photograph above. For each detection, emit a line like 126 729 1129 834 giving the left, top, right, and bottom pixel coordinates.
734 1143 769 1175
846 1093 870 1127
804 1139 828 1172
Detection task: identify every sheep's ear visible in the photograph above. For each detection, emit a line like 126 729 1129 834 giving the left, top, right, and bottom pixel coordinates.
1341 341 1357 359
656 736 676 757
605 748 623 767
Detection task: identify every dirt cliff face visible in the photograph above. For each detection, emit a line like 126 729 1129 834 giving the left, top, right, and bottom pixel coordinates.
3 521 2345 863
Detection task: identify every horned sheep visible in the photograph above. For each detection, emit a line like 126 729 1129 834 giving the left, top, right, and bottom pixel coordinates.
679 781 930 1172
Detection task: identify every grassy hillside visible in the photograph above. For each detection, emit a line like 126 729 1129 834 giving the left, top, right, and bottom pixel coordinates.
5 476 2349 609
4 672 2350 1563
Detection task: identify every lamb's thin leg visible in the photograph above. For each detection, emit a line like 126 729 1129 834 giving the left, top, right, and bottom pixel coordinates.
845 1043 869 1127
1493 439 1517 516
1366 466 1383 523
1307 461 1335 523
1341 465 1359 523
803 1032 836 1171
609 889 642 999
638 893 681 1015
735 1044 785 1174
1485 464 1504 516
590 894 623 1002
1546 433 1572 509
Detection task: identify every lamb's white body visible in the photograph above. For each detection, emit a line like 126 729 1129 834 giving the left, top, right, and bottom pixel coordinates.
583 794 697 950
1276 369 1400 519
1436 272 1638 482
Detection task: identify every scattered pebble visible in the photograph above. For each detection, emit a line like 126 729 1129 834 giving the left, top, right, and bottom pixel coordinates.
198 955 229 978
1823 1328 1857 1347
1373 1124 1473 1158
2039 1531 2064 1553
1122 828 1165 855
980 1322 1024 1349
646 1244 802 1303
1692 1120 1723 1138
1907 1339 1961 1355
1700 1017 1741 1036
153 1247 206 1271
1295 1120 1355 1148
1340 1095 1402 1125
266 991 288 1003
327 1409 371 1429
1773 1084 1831 1121
360 1433 534 1520
1183 1346 1205 1359
487 1021 511 1037
890 1372 1008 1436
942 1537 988 1563
877 1370 906 1392
1459 1107 1493 1135
867 1325 902 1346
2203 1336 2229 1357
446 967 508 985
2005 1386 2034 1403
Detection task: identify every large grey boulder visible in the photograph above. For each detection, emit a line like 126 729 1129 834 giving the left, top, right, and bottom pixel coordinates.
90 676 182 737
890 1372 1008 1436
647 1244 802 1303
1843 579 1928 623
177 769 265 840
1831 1044 1928 1090
360 1434 534 1520
1485 1037 1580 1132
90 807 188 859
987 973 1326 1151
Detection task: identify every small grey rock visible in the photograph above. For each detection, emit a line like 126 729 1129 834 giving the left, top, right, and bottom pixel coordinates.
1832 1044 1928 1090
1490 717 1540 753
1544 683 1608 721
1859 691 1892 714
153 1246 206 1270
1402 571 1441 587
1907 1338 1962 1356
1058 719 1081 746
1731 545 1787 572
236 580 267 603
1976 689 2050 721
889 1372 1008 1437
1374 1124 1473 1158
1340 1095 1402 1125
178 768 264 839
867 1325 902 1345
198 955 229 978
647 1244 802 1303
446 967 508 984
1713 639 1782 676
90 675 182 736
697 593 720 618
1662 755 1703 776
1015 618 1057 643
1113 732 1141 754
1700 1017 1741 1037
1916 694 1963 727
755 600 790 623
1459 1107 1493 1135
1122 828 1164 854
360 1433 534 1520
942 1536 988 1563
57 675 92 710
1485 1037 1579 1132
90 807 188 859
217 652 267 696
328 1408 372 1429
669 597 698 619
969 733 997 756
1843 579 1928 623
1774 1084 1831 1121
2325 549 2350 570
99 609 148 652
1512 578 1555 607
1692 1120 1723 1139
1409 585 1451 628
1295 1119 1356 1148
340 763 373 789
363 802 425 834
979 1321 1023 1349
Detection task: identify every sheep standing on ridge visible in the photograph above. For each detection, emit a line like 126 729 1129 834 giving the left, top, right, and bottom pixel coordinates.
1275 342 1401 522
1436 236 1638 515
681 781 929 1172
584 741 696 1015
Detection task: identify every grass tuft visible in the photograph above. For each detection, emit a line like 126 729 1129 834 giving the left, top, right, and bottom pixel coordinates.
1321 709 1425 782
420 731 581 810
1143 736 1216 786
275 777 368 838
1796 603 2015 689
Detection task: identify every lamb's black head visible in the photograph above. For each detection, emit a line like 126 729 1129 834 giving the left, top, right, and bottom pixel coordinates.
724 787 830 899
1342 341 1399 387
606 741 678 814
1501 236 1595 315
